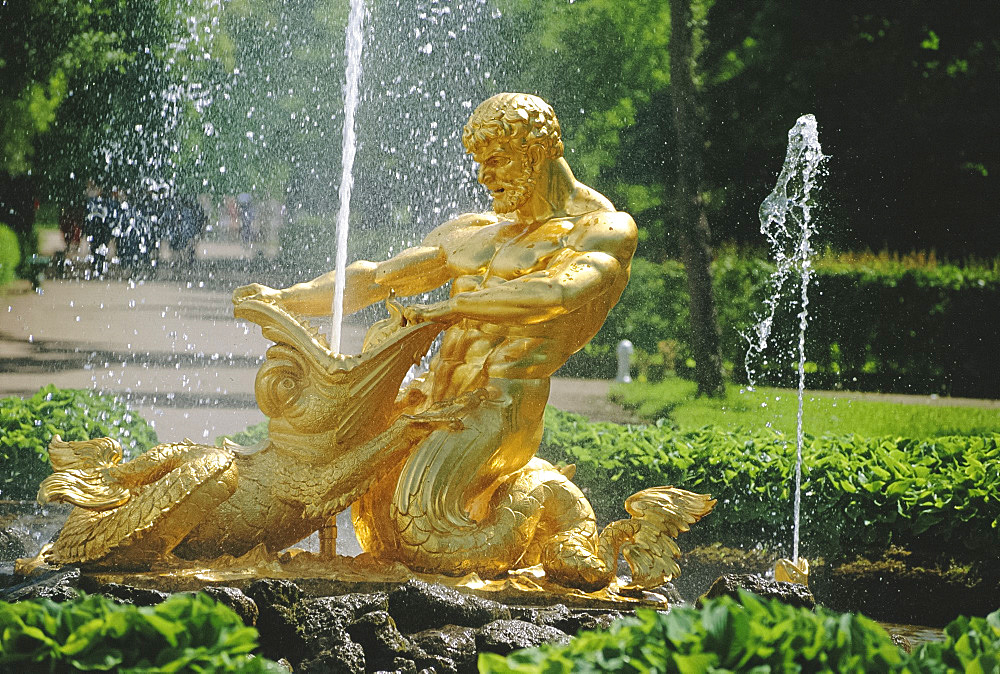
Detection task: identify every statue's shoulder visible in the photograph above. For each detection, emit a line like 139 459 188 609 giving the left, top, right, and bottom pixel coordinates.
424 211 500 246
573 209 638 260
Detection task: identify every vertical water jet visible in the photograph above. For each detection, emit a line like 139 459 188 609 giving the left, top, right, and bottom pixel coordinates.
331 0 366 352
745 114 826 574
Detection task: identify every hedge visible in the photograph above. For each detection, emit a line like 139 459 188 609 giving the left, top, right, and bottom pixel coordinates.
562 254 1000 398
537 408 1000 563
481 590 1000 674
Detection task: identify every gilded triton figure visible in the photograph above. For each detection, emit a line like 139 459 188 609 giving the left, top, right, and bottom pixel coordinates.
33 94 713 593
236 93 714 590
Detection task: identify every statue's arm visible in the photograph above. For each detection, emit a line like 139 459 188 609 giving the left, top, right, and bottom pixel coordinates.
264 246 449 316
443 250 623 324
407 211 636 326
232 245 451 317
232 213 491 315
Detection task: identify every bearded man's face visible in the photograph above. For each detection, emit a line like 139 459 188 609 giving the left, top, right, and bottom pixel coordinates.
473 139 536 214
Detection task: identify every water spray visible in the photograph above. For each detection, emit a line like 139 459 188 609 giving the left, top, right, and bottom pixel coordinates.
331 0 366 352
745 114 827 582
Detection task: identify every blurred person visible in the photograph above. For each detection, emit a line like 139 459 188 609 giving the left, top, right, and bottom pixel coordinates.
162 194 208 264
83 183 113 277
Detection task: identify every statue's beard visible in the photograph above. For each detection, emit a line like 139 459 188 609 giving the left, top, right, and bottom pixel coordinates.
491 170 536 214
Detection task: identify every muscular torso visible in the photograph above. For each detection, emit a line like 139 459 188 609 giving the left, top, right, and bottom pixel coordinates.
424 209 633 399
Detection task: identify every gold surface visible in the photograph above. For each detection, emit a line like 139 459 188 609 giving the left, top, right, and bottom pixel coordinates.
774 557 810 586
30 94 713 597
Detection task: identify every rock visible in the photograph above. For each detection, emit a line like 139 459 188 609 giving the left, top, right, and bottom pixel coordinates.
0 567 80 603
410 650 459 674
476 619 570 656
200 586 259 625
346 610 413 672
385 657 418 673
297 642 366 674
245 578 303 609
93 582 170 606
409 625 478 673
509 604 624 635
0 529 26 561
699 573 815 610
549 609 625 635
255 595 357 668
322 590 390 620
387 580 511 633
652 582 686 606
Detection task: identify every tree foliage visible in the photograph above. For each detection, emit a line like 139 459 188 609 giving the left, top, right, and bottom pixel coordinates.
0 1 129 176
502 0 999 258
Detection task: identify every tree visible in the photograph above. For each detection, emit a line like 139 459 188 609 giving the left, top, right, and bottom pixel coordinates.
0 1 129 177
670 0 725 397
699 0 1000 255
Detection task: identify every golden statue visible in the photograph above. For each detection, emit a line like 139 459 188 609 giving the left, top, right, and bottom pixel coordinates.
33 94 714 593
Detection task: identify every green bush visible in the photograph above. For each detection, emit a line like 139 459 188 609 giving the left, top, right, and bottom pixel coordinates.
0 385 158 500
218 420 269 447
537 408 1000 561
0 592 283 672
480 590 1000 673
573 252 1000 397
222 408 1000 562
0 223 20 288
915 610 1000 672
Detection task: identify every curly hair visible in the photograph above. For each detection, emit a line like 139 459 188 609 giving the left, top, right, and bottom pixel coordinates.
462 93 564 159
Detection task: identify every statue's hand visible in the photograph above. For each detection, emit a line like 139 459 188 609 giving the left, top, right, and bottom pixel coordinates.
402 299 457 325
232 282 282 306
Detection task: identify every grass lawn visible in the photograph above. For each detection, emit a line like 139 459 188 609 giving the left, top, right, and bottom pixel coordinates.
610 377 1000 437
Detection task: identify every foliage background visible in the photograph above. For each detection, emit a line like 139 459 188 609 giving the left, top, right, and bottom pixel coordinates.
2 0 996 257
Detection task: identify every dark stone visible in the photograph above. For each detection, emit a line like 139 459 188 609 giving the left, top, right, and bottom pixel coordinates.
245 578 303 609
411 650 459 674
509 604 624 635
0 529 26 561
200 586 259 625
297 642 366 674
652 582 686 605
94 582 169 606
524 604 572 629
256 596 355 667
675 544 774 602
254 604 304 664
386 656 418 673
507 605 540 623
549 610 624 635
476 619 570 656
0 567 80 603
409 625 478 673
387 580 510 633
589 611 626 631
322 590 390 620
699 573 815 610
346 610 413 672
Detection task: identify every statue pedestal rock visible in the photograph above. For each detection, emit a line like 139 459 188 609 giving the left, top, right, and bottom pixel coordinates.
24 94 714 606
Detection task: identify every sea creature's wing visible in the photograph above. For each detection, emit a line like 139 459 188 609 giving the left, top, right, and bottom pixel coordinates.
619 486 716 588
